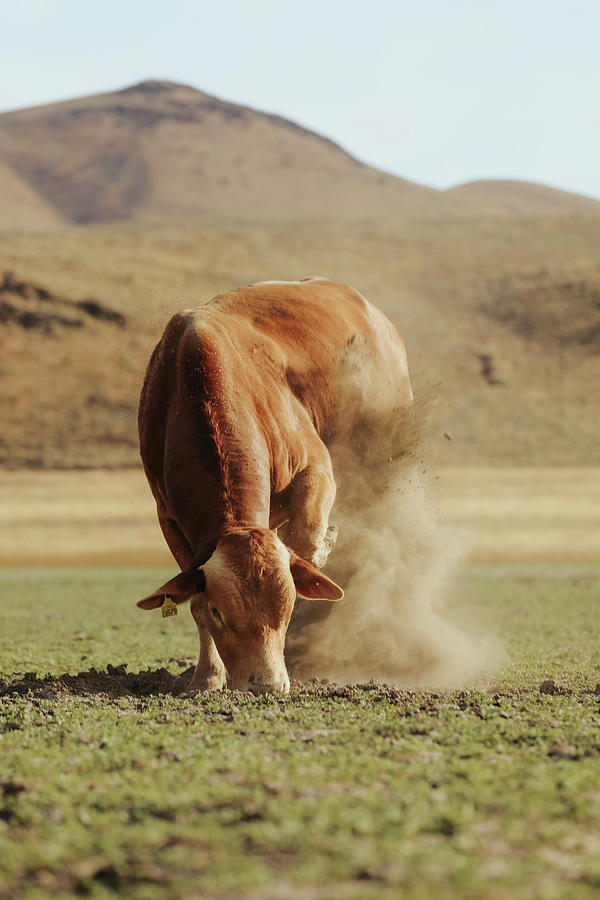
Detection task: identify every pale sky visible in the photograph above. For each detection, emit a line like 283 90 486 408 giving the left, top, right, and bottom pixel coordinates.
2 0 600 199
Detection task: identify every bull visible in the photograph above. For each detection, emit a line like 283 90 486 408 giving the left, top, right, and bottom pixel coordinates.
138 278 412 693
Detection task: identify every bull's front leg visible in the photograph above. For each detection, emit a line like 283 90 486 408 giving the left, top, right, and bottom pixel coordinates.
285 454 338 569
152 506 226 694
184 595 227 693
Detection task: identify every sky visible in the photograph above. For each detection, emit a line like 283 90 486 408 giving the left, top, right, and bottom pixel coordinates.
2 0 600 199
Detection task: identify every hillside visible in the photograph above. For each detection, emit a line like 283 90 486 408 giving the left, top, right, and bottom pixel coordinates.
1 81 600 228
0 80 447 226
446 179 600 217
0 162 66 230
1 217 598 468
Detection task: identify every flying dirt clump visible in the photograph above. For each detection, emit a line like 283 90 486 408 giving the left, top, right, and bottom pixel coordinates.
286 388 497 688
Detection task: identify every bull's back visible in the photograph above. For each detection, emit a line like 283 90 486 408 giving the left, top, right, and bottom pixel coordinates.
139 278 413 507
207 278 412 440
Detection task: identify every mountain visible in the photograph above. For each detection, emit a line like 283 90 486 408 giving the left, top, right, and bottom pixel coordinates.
1 80 599 228
0 80 447 225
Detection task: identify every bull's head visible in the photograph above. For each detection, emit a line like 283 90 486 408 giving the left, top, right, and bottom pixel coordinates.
137 527 343 693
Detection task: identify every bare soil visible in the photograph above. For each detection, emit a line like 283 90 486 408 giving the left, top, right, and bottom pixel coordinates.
0 666 427 701
0 664 186 698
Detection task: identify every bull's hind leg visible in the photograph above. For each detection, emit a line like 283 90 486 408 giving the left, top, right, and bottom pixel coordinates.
285 447 337 569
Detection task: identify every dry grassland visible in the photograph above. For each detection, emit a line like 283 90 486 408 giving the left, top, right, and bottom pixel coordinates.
432 467 600 563
1 217 599 469
2 467 598 567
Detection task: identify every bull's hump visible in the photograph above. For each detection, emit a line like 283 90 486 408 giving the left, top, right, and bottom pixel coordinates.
251 276 330 287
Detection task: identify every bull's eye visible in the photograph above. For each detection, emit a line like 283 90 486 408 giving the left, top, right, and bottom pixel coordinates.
210 606 223 625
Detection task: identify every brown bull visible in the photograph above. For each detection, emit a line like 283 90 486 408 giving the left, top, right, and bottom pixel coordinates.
138 278 413 693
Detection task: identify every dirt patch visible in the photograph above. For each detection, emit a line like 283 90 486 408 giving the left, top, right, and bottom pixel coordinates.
0 664 191 699
0 666 428 703
1 668 596 708
0 667 431 704
288 680 444 707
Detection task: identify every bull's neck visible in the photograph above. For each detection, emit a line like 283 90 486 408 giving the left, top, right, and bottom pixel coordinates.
204 398 270 531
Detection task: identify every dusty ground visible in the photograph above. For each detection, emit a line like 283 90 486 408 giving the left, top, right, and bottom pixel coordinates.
1 467 599 567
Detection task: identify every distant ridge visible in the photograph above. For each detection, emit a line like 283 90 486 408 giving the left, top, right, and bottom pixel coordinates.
1 80 599 229
446 179 600 217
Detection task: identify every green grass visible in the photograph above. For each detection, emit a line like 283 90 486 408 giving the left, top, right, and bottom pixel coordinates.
1 568 600 899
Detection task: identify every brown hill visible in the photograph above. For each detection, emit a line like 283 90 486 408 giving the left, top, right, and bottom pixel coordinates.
1 80 599 228
446 179 600 217
1 217 598 469
0 80 450 226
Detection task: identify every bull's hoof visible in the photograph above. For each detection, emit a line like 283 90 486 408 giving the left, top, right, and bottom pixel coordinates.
311 526 338 569
180 671 227 696
324 524 338 551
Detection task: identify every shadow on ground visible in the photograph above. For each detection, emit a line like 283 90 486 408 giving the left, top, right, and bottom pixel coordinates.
0 664 194 699
1 664 438 703
4 664 595 704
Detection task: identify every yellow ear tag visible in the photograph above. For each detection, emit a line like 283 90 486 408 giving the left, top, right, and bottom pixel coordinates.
161 596 178 618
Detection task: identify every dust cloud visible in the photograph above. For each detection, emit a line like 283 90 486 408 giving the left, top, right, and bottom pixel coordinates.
286 389 498 688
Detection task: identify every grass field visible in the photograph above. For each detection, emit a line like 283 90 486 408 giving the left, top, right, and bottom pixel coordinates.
1 467 599 897
1 566 600 899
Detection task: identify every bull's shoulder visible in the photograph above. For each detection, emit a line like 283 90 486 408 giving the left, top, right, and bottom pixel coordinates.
149 307 219 363
160 307 205 350
140 308 211 407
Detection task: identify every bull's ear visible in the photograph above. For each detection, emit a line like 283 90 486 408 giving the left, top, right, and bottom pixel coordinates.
289 554 344 601
137 569 206 610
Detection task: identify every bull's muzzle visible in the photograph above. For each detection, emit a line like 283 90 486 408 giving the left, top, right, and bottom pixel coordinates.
236 671 290 695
